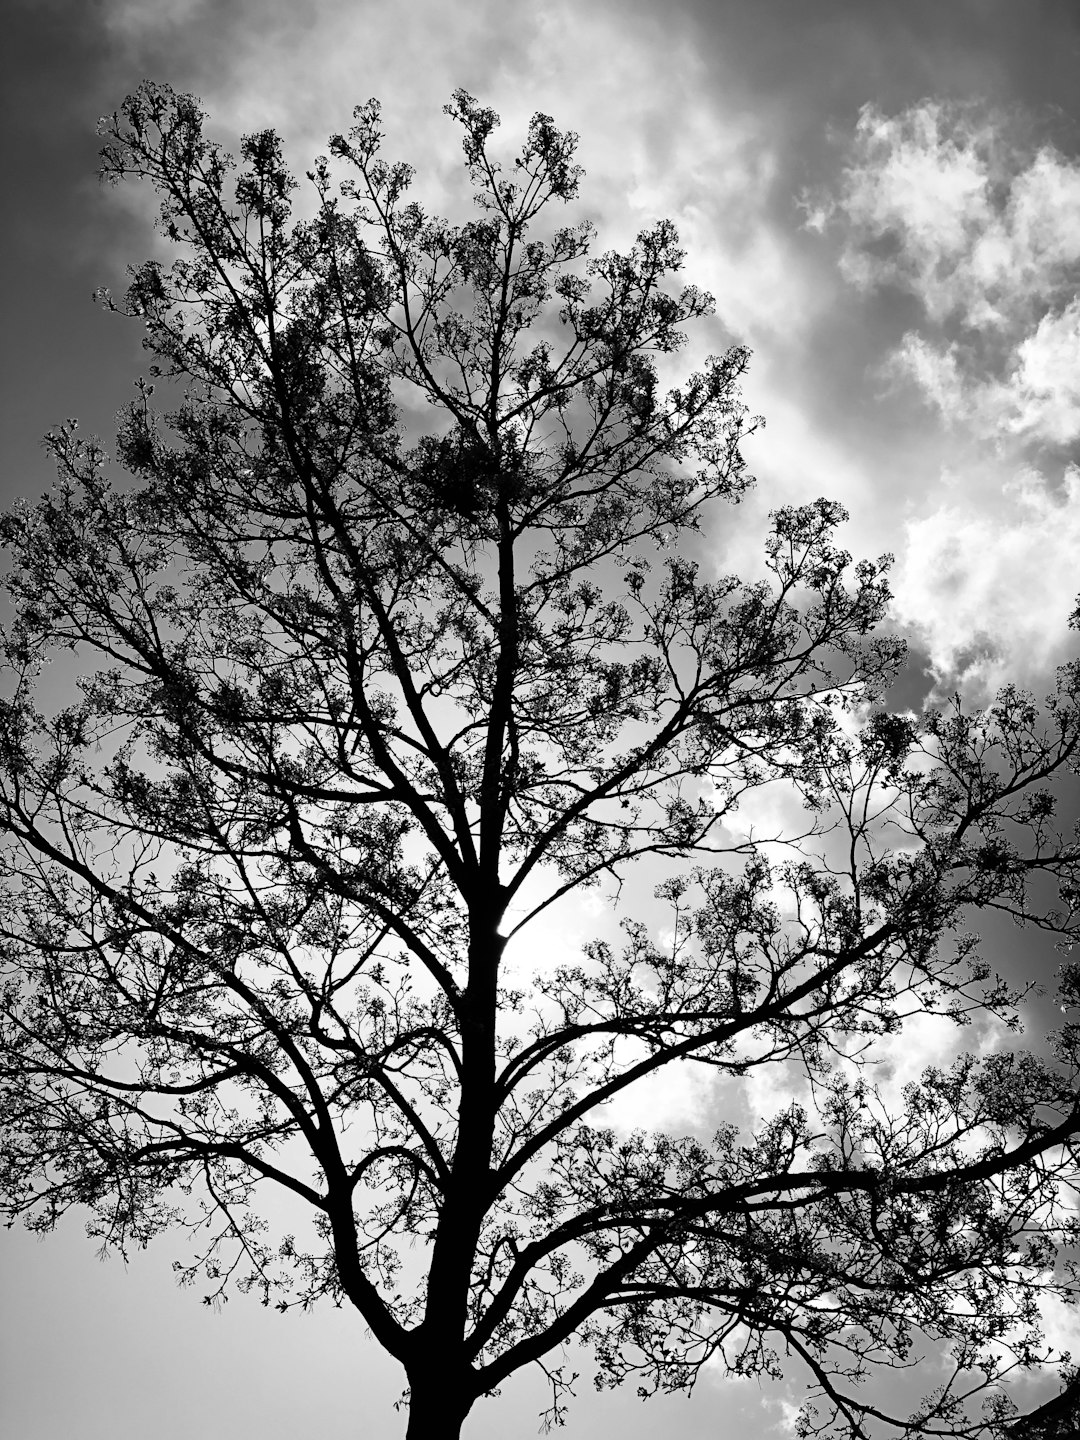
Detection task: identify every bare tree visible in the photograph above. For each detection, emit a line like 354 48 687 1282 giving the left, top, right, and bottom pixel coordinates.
2 84 1080 1440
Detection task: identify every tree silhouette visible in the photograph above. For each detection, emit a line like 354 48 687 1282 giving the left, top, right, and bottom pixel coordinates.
2 84 1080 1440
1003 1373 1080 1439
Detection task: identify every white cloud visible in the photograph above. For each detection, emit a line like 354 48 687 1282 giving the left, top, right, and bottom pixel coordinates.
831 101 1000 324
815 101 1080 693
981 148 1080 320
604 1047 717 1135
889 300 1080 447
1006 301 1080 443
1038 1292 1080 1363
824 99 1080 463
740 1053 814 1132
890 466 1080 694
889 333 969 422
829 101 1080 331
858 1009 1014 1118
768 1398 802 1436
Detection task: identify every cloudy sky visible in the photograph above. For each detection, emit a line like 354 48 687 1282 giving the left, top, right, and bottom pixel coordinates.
3 2 1080 1438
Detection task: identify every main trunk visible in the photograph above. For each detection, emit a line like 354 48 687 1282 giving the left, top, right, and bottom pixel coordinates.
404 1378 473 1440
403 924 501 1440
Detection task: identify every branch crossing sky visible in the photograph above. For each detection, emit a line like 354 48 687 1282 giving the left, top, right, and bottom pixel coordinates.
2 2 1080 1437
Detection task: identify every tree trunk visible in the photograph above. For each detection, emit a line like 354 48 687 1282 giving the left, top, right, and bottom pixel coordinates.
404 1379 472 1440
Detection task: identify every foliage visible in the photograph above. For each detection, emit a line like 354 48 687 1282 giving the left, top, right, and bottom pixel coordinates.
2 83 1080 1440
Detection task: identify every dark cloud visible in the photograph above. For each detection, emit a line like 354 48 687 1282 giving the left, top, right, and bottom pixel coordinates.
1 2 144 500
668 0 1080 124
0 0 319 503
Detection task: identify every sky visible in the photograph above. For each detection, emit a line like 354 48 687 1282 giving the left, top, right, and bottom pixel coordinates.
2 1 1080 1437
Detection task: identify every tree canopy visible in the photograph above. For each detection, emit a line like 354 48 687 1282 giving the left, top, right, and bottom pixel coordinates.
2 83 1080 1440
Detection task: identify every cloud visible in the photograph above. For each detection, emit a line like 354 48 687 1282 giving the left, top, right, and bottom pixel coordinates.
1037 1292 1080 1366
860 1008 1016 1118
811 100 1080 693
890 466 1080 694
827 101 1080 331
1002 301 1080 443
102 0 213 35
888 334 970 421
604 1048 718 1135
822 99 1080 451
890 299 1080 447
830 101 1003 325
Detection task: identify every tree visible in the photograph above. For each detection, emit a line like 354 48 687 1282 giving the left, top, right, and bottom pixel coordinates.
2 82 1080 1440
1004 1374 1080 1439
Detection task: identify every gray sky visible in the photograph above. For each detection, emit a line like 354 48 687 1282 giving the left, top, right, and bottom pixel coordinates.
3 2 1080 1437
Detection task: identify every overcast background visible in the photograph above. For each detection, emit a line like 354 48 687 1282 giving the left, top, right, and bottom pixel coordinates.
3 2 1080 1438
